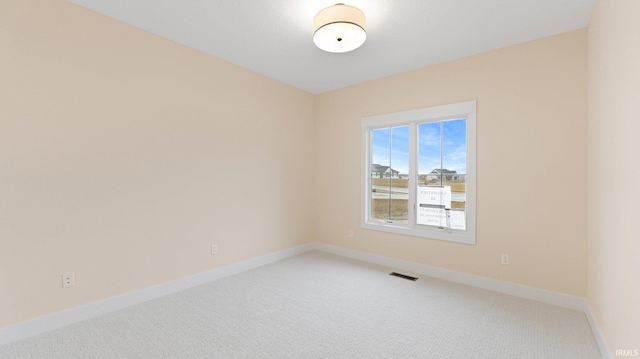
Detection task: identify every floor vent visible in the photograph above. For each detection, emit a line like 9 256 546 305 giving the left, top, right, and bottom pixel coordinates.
389 272 418 281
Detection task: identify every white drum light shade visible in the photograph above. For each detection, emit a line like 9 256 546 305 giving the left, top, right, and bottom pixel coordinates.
313 4 366 53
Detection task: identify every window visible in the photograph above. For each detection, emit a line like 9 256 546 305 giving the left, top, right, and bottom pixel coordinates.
361 101 476 244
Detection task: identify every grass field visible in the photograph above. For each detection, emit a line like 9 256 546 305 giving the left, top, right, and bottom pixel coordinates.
371 199 410 222
371 177 465 220
371 199 465 221
372 178 466 192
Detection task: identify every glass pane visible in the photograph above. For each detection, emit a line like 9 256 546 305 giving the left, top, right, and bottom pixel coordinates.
390 126 409 222
416 119 467 230
417 122 442 186
370 126 409 223
371 128 390 222
443 119 466 212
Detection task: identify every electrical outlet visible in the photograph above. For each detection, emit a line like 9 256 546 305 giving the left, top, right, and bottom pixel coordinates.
62 272 75 288
347 230 353 238
211 244 218 255
501 254 510 265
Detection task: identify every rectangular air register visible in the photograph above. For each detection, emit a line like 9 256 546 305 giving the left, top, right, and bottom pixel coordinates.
389 272 418 281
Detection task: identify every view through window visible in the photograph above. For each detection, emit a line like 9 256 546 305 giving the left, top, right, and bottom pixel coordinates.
370 120 466 229
416 119 467 230
361 101 476 244
370 126 409 223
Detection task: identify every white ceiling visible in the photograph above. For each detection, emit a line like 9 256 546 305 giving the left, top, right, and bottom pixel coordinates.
67 0 595 94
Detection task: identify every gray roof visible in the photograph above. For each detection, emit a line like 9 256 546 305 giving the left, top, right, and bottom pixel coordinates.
430 168 458 174
372 164 399 174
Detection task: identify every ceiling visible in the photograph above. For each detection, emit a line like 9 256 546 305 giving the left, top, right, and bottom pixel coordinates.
67 0 595 94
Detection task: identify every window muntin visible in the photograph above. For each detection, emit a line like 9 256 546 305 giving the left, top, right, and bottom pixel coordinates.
361 101 476 244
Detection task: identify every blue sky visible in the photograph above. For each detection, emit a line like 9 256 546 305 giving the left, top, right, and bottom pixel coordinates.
371 119 466 175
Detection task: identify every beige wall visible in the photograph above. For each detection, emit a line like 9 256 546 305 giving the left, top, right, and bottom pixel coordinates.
1 0 606 337
315 30 588 296
588 0 640 354
0 0 315 327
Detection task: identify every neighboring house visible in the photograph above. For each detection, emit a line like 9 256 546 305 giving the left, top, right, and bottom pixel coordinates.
425 169 465 182
371 164 400 178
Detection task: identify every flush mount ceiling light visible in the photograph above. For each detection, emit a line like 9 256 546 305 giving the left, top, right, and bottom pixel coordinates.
313 3 366 53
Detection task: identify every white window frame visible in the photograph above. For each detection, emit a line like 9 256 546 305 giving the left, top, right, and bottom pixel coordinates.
361 101 476 245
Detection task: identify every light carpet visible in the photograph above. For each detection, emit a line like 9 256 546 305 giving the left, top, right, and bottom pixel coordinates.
0 251 601 358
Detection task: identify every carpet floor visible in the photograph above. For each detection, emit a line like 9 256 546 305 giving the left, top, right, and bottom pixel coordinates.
0 251 601 358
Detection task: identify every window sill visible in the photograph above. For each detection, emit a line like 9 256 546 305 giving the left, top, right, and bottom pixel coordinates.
361 221 476 245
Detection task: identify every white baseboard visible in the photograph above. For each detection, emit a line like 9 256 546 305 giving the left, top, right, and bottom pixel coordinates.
583 302 613 359
0 243 314 346
311 242 611 358
0 240 611 359
312 242 585 310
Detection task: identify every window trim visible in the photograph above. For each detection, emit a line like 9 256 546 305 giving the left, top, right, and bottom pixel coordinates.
360 101 477 245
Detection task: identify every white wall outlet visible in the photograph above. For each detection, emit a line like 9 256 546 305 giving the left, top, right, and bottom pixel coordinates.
501 254 510 265
211 244 218 255
62 272 75 288
347 230 353 238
